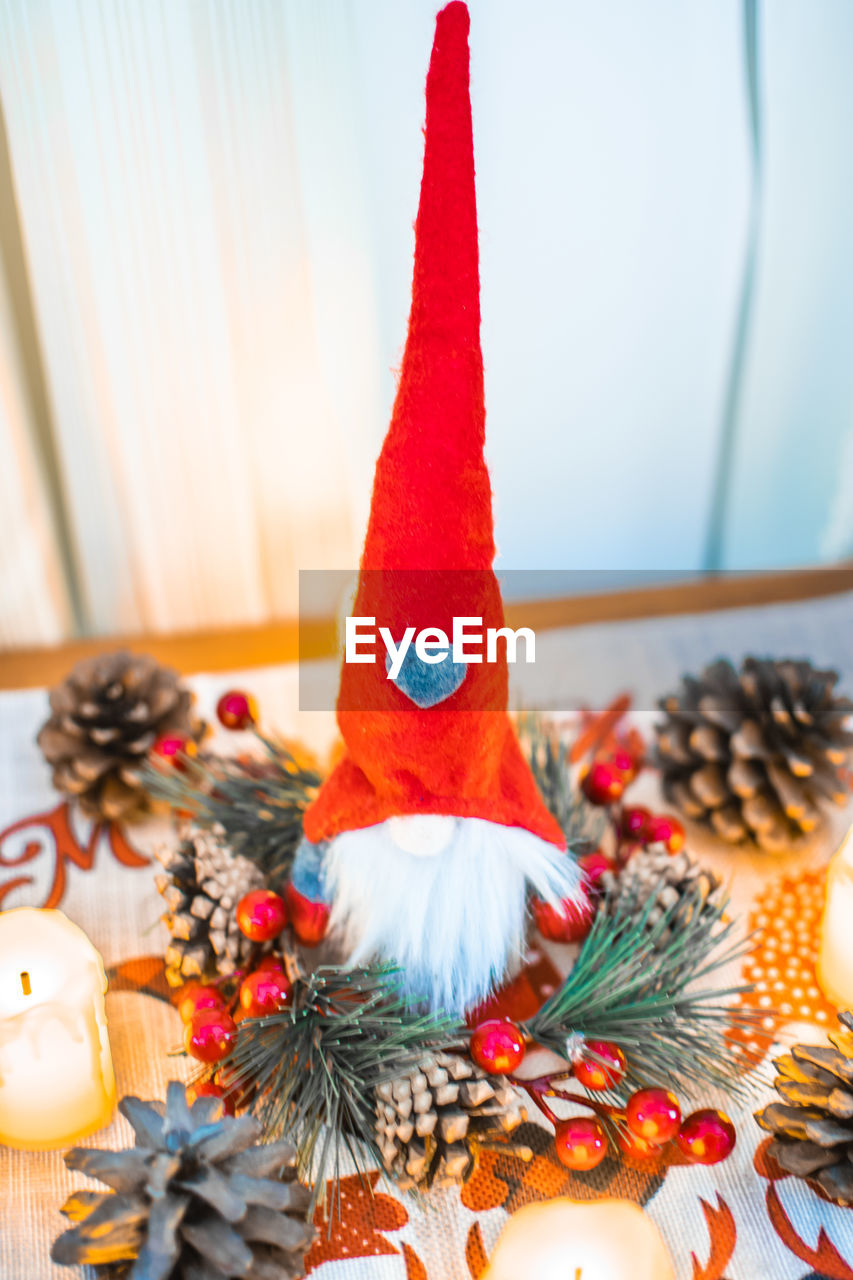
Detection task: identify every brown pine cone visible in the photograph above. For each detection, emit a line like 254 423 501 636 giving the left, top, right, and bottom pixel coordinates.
755 1011 853 1205
375 1051 528 1191
38 651 200 820
656 657 853 852
52 1082 314 1278
601 843 724 943
156 827 265 987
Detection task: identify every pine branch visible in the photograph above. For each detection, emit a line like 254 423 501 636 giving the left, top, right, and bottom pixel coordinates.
516 709 606 852
524 886 757 1102
143 735 321 886
221 964 463 1214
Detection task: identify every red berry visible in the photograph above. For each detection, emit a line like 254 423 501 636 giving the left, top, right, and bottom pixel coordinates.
620 806 651 841
554 1116 608 1171
185 1079 234 1116
676 1108 736 1165
178 984 226 1025
239 967 293 1017
625 1088 682 1145
531 891 595 944
611 748 638 781
470 1019 526 1074
216 690 257 731
184 1007 238 1064
577 850 613 898
645 813 686 853
614 1125 660 1161
582 760 625 806
151 734 197 769
255 952 285 973
236 890 288 942
573 1040 626 1091
284 882 330 947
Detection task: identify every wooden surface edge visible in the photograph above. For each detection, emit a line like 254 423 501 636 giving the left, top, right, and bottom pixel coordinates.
2 564 852 690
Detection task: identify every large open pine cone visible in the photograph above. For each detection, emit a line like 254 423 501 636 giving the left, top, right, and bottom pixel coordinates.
600 843 723 943
156 828 265 987
52 1082 314 1278
375 1051 527 1191
755 1011 853 1206
656 657 853 852
38 651 199 821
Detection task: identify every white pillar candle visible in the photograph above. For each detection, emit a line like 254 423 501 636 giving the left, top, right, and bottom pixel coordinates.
818 825 853 1009
0 907 115 1150
483 1197 674 1280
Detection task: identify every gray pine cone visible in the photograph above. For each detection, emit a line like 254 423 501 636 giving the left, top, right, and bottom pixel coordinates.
656 657 853 852
38 651 199 821
52 1082 314 1279
156 829 265 987
375 1051 528 1191
755 1011 853 1206
601 843 723 943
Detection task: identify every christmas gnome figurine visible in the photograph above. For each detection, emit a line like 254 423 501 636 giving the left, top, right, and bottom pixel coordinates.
291 0 580 1015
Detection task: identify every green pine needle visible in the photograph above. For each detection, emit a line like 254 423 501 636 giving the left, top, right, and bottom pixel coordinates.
525 884 757 1101
221 964 463 1215
142 734 321 886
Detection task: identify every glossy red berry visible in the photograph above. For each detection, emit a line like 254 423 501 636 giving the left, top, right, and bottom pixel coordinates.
614 1125 660 1161
645 813 686 853
625 1088 682 1145
255 952 285 973
577 850 613 898
151 734 197 768
531 890 595 944
284 882 330 947
676 1108 736 1165
621 806 651 841
470 1019 526 1074
216 690 258 731
185 1079 234 1116
184 1007 238 1064
236 889 288 942
611 748 638 781
239 967 293 1017
554 1116 608 1171
177 984 226 1025
582 760 625 806
573 1040 626 1091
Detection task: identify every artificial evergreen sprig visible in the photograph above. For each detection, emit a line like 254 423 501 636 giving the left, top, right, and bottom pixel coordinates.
524 883 754 1102
516 709 607 851
145 735 321 886
221 964 463 1214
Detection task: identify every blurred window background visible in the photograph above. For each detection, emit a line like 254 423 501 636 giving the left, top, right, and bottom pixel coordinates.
0 0 852 649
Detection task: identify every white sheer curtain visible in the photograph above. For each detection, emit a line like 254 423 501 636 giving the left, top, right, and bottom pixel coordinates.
0 0 384 639
0 0 852 649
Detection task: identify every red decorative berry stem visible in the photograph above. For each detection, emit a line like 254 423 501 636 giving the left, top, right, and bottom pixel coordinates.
514 1074 624 1127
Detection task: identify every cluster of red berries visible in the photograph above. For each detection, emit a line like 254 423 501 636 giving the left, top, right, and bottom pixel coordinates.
468 1017 736 1171
150 687 258 766
182 882 330 1071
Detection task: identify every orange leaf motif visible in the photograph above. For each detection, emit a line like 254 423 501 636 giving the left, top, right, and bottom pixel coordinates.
305 1172 409 1272
691 1195 736 1280
465 1222 489 1279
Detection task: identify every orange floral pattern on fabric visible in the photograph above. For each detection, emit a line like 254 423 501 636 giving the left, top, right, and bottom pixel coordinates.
732 867 837 1065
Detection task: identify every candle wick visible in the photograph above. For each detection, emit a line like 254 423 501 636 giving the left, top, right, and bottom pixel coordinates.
20 971 31 996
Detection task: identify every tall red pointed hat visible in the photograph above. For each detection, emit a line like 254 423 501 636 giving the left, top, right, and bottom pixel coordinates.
303 1 564 850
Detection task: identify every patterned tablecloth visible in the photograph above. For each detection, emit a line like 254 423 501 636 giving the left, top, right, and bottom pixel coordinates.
3 590 853 1279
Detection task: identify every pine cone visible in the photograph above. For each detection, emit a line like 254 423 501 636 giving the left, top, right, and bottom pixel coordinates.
755 1011 853 1206
601 843 723 943
38 651 200 821
375 1051 528 1191
656 657 853 853
52 1081 314 1278
156 828 265 987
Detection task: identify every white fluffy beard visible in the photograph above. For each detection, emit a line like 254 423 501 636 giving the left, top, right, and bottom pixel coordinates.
324 815 583 1017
